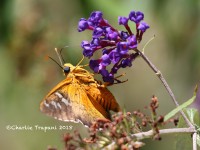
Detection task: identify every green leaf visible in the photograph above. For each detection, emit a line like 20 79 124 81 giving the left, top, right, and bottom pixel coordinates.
185 108 200 148
175 108 200 149
175 111 192 150
186 108 199 124
164 95 196 121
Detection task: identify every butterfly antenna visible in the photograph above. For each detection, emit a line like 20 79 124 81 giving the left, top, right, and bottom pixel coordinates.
76 55 85 67
48 56 63 70
55 48 64 66
60 46 69 64
142 35 155 53
71 55 85 72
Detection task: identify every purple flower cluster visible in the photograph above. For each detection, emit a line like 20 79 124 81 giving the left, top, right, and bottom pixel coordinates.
78 10 149 83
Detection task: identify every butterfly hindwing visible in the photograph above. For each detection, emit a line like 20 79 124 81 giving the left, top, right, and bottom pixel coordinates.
84 84 121 113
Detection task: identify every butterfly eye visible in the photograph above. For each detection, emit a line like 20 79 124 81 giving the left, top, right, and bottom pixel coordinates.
64 66 70 73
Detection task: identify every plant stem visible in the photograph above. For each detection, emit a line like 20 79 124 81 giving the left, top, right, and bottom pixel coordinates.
132 127 195 140
106 127 195 149
135 49 193 128
193 132 197 150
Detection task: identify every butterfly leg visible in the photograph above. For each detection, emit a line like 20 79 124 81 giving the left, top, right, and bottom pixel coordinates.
114 78 128 84
113 73 128 84
99 79 128 87
79 64 89 67
97 82 113 87
115 73 126 79
99 73 128 87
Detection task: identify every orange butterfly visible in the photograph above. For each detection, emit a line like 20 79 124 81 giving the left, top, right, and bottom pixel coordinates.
40 48 121 127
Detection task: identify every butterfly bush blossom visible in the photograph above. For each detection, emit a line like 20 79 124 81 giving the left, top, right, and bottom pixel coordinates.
78 10 149 83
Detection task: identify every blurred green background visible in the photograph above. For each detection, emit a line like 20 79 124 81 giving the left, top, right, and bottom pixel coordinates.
0 0 200 149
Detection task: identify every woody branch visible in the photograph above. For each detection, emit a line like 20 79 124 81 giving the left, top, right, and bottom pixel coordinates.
135 48 194 128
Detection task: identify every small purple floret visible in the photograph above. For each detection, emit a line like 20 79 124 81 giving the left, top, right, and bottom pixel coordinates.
101 54 111 66
100 69 114 83
127 35 137 49
129 11 144 23
93 27 104 38
88 11 103 23
121 58 132 68
138 22 150 32
81 41 94 57
118 16 128 25
109 49 121 64
90 38 100 48
78 18 89 32
89 59 100 73
117 42 129 55
120 31 129 40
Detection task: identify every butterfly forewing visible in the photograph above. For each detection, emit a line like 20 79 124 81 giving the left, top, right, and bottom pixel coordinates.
40 78 107 126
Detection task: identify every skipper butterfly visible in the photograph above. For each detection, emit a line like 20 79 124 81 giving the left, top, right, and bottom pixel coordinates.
40 48 121 127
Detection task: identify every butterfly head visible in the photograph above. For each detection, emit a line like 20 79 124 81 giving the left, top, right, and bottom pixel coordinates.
51 48 85 76
63 63 75 75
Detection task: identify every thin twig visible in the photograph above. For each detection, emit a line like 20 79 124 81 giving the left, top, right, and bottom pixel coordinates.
193 132 197 150
106 128 195 149
135 49 193 128
132 127 195 140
